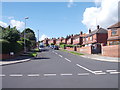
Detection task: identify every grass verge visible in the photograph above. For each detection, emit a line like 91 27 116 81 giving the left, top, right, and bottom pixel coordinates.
29 52 37 57
60 49 84 55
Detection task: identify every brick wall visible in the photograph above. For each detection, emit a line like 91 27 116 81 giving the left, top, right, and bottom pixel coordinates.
76 47 81 52
80 46 92 54
102 45 120 57
66 47 74 51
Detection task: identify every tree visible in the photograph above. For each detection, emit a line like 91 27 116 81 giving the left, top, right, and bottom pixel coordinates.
21 28 36 49
1 26 20 42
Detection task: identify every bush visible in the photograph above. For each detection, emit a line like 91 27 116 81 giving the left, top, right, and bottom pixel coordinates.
0 39 10 54
9 41 24 54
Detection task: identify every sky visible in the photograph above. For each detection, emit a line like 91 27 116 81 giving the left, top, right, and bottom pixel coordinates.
0 0 119 41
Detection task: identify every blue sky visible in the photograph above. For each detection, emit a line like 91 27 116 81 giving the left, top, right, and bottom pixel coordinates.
2 1 117 41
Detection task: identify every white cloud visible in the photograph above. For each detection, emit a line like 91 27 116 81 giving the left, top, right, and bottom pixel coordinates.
8 16 14 20
39 34 49 41
10 20 25 30
0 21 8 28
67 0 74 8
82 0 120 30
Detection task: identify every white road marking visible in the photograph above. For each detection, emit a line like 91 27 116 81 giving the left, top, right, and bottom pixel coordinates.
78 73 89 76
94 72 106 75
44 74 56 76
106 70 117 72
64 58 71 62
59 55 63 58
94 71 103 73
9 74 23 77
76 64 96 74
109 72 120 74
61 74 72 76
27 74 40 77
55 53 58 54
0 74 6 77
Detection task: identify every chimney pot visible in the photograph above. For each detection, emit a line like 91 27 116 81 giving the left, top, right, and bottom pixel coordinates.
97 25 100 29
80 31 83 35
89 29 91 33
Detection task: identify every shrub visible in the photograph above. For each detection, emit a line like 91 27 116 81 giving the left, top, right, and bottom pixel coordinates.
0 39 10 54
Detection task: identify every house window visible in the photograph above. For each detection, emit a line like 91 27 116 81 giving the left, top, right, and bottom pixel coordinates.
109 41 120 45
111 29 117 36
90 36 92 41
86 38 88 41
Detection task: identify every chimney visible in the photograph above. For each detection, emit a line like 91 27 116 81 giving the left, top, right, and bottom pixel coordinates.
80 31 83 35
97 25 100 29
89 29 91 33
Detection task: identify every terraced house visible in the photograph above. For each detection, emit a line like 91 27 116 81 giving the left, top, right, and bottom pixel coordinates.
81 25 108 54
56 37 64 45
102 22 120 57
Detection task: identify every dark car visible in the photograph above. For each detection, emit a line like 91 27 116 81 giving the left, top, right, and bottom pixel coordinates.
53 45 59 50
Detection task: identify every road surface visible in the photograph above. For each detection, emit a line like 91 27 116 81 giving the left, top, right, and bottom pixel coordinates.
1 48 119 88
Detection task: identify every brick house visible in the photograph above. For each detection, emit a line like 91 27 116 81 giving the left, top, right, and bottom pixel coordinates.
102 22 120 57
56 37 64 45
72 31 87 45
107 22 120 45
81 25 108 54
61 38 67 44
66 35 73 45
48 38 56 45
82 25 108 46
43 38 49 46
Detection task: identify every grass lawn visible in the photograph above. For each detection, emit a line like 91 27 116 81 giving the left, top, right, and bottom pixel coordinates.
29 52 37 57
60 49 84 55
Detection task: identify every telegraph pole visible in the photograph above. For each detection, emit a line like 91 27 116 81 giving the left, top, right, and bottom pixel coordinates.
38 30 39 49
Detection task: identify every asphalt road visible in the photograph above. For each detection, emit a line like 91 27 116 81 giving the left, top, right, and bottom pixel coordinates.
1 48 119 88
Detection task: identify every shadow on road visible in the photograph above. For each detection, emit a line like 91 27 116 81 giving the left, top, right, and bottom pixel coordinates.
34 57 50 60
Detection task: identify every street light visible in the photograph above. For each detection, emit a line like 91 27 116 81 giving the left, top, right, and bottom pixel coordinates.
24 17 29 53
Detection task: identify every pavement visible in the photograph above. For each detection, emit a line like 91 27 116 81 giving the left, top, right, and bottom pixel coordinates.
61 49 120 63
1 48 119 88
0 53 33 66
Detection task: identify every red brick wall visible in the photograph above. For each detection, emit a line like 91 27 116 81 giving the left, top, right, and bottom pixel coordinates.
66 47 74 51
102 45 120 57
76 47 81 52
97 33 108 45
80 46 92 54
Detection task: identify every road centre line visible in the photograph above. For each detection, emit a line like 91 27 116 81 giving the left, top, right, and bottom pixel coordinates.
76 64 96 74
44 74 56 76
94 71 103 73
9 74 23 77
61 74 72 76
0 74 6 76
59 55 63 58
28 74 40 77
78 73 89 76
109 72 120 74
106 70 117 72
94 72 106 75
64 58 71 62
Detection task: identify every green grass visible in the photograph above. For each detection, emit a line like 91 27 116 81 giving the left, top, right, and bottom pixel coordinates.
60 49 84 55
34 48 39 52
29 52 37 57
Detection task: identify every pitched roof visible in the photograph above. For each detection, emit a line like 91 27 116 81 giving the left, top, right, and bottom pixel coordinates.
84 28 107 37
108 22 120 29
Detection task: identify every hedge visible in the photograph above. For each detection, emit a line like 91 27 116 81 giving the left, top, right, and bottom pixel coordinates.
0 39 24 54
0 39 10 54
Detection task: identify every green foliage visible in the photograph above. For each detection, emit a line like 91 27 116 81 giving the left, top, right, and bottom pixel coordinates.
1 26 20 42
29 52 37 57
0 39 10 54
50 43 54 45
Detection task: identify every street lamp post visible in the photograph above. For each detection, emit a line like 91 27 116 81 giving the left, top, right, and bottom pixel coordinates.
24 17 29 53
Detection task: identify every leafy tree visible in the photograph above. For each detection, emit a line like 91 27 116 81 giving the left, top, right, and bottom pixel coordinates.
1 26 20 42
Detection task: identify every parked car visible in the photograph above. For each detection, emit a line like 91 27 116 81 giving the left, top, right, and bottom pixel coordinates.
53 45 59 50
39 45 45 51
